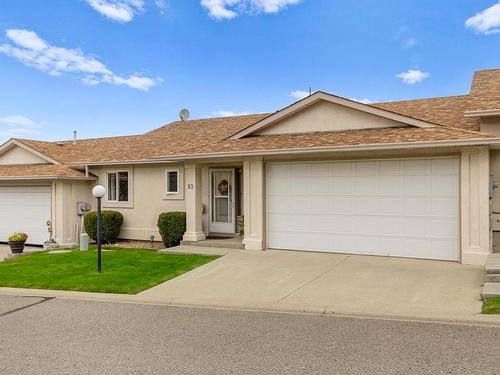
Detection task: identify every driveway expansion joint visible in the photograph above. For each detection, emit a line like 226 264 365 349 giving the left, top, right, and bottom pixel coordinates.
278 255 351 302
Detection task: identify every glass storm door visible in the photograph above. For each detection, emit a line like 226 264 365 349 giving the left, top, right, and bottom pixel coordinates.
210 168 236 234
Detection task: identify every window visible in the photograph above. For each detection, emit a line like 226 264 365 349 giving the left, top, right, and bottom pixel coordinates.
107 171 129 202
166 170 179 194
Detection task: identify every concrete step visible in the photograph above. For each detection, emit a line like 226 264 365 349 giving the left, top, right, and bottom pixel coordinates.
485 273 500 283
181 240 245 250
482 282 500 299
485 253 500 274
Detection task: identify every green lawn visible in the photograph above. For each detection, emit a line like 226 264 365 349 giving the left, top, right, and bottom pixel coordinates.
482 297 500 314
0 247 218 294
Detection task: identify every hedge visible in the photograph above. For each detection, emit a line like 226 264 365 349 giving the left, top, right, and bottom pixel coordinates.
84 210 124 244
157 212 186 248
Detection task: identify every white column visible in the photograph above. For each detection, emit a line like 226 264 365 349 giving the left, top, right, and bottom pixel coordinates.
243 157 265 250
461 146 491 265
183 163 206 241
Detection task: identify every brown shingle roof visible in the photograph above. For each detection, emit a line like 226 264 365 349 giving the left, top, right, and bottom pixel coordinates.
163 126 499 157
17 114 270 164
467 69 500 112
373 96 480 131
0 164 91 178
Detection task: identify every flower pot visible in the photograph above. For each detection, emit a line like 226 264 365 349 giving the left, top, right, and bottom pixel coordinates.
8 240 26 254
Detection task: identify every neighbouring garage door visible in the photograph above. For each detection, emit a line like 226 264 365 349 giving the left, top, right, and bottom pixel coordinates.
266 158 460 261
0 186 51 245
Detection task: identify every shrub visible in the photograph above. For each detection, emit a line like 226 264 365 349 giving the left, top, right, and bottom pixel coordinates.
8 232 29 242
157 212 186 248
84 210 124 244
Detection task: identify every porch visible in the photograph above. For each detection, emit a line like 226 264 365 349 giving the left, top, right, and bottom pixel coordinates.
182 158 265 251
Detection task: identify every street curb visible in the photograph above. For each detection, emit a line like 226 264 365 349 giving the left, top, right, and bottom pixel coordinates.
1 288 500 328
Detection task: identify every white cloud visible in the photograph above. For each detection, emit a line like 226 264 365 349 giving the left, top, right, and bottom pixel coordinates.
466 2 500 35
402 37 418 49
211 110 250 117
0 115 44 139
289 90 310 100
201 0 301 20
155 0 167 12
0 29 160 91
395 69 430 84
349 98 375 104
86 0 144 22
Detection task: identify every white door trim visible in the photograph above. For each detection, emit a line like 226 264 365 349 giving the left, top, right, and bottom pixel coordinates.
209 168 236 234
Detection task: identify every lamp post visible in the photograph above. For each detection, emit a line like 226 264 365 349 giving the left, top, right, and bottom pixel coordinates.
92 185 106 273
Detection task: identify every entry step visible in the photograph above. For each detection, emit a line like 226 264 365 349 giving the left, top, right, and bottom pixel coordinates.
482 282 500 299
485 253 500 274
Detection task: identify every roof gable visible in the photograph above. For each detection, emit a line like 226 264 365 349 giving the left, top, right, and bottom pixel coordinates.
229 92 437 140
0 139 61 165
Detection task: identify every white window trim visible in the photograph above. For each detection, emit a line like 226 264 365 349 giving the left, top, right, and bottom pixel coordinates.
104 169 133 209
165 169 180 195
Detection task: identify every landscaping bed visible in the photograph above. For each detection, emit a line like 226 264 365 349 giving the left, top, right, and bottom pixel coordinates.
482 297 500 314
0 247 218 294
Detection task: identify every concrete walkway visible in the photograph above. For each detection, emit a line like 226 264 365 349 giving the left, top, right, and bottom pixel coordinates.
1 245 499 326
0 244 44 262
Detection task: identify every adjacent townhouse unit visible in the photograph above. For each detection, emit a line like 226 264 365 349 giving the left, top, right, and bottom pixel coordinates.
2 68 500 265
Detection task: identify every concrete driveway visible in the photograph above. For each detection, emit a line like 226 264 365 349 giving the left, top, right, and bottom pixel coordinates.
138 246 486 323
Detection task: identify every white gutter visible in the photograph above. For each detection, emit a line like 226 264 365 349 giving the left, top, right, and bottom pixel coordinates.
152 138 500 161
464 109 500 118
0 176 97 181
71 159 179 167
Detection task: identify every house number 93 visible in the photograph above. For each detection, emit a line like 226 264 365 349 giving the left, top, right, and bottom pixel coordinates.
187 184 194 189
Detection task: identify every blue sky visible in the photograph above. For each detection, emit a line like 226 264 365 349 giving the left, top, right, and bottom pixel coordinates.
0 0 499 143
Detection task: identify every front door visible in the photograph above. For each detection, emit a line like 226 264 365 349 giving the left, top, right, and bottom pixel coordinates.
210 168 236 234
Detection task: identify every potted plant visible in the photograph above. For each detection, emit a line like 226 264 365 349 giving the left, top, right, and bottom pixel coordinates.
8 232 28 254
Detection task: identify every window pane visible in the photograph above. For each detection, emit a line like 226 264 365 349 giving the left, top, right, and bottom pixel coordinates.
118 172 128 202
108 173 117 201
214 197 229 222
167 171 178 193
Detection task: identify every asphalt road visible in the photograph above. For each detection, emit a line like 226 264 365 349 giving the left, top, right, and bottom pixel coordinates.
0 295 499 374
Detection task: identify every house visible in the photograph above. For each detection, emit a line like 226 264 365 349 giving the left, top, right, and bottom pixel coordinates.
2 68 500 265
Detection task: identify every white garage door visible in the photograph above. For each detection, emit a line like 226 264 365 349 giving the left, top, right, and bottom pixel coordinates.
267 158 459 261
0 186 51 245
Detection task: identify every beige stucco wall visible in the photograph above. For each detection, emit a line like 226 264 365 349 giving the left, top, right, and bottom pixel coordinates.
52 180 93 245
257 100 407 135
90 164 186 241
0 146 49 165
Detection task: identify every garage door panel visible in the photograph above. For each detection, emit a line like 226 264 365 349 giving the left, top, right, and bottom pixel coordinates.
331 162 353 176
431 175 459 195
267 158 459 261
379 176 403 194
431 198 458 216
432 158 459 174
403 175 431 195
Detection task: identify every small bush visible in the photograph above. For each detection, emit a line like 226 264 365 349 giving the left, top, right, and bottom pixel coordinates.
84 210 124 244
157 212 186 248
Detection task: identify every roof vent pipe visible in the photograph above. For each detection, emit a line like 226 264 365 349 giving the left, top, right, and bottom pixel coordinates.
73 130 77 145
